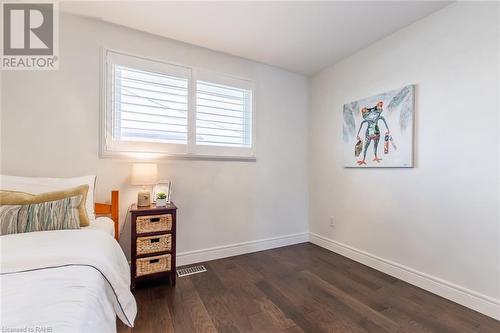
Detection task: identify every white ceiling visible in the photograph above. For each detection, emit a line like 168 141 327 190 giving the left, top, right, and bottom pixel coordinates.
61 1 451 75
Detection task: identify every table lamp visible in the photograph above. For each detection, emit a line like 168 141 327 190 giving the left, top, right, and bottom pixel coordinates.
131 163 158 207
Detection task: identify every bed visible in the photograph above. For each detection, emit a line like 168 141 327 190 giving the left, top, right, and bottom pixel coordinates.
93 190 120 240
0 176 137 333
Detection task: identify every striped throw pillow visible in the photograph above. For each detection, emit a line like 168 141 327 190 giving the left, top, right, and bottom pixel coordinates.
0 195 82 235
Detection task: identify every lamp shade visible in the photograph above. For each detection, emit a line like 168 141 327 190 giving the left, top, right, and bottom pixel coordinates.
131 163 158 185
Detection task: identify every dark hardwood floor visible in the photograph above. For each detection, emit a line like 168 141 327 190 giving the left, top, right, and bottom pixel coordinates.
118 243 500 333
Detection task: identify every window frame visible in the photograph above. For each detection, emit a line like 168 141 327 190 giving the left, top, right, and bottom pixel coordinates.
100 48 256 160
193 69 255 158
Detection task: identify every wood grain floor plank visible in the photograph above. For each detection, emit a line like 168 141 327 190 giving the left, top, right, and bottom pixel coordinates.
375 282 478 333
288 248 390 313
209 259 265 316
393 279 496 331
148 285 175 333
281 326 306 333
176 277 217 333
163 278 198 333
255 279 328 333
389 281 481 331
119 243 500 333
190 265 246 333
254 297 297 332
247 311 285 333
298 270 403 333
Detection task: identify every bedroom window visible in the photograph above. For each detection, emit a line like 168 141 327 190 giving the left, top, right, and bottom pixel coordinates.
194 73 254 156
113 67 189 145
102 50 255 159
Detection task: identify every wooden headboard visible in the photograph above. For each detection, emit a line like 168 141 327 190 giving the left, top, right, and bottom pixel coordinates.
95 190 119 240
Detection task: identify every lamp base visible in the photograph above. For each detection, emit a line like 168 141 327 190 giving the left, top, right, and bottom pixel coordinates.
137 190 151 207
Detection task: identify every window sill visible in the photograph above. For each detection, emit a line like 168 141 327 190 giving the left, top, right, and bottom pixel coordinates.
99 150 257 162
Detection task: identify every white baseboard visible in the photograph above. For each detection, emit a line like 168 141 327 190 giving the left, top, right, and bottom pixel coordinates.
309 232 500 321
176 232 309 267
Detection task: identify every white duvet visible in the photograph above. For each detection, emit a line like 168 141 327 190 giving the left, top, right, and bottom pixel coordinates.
0 229 137 333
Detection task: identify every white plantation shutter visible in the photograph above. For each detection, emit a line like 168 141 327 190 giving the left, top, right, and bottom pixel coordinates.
113 66 188 144
196 81 252 148
103 50 255 159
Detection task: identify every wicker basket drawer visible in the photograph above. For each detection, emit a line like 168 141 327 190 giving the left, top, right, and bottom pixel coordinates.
136 214 172 234
136 254 171 277
137 234 171 255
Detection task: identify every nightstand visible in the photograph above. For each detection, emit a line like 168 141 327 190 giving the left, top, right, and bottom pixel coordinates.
130 202 177 289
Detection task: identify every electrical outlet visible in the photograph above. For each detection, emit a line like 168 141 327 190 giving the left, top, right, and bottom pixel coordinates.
329 216 335 227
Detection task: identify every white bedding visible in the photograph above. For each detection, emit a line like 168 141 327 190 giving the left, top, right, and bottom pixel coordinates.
0 230 136 333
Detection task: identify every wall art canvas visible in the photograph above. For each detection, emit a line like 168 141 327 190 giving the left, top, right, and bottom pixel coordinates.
343 85 415 168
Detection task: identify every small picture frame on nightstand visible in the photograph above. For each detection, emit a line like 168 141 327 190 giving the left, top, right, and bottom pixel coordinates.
152 181 172 203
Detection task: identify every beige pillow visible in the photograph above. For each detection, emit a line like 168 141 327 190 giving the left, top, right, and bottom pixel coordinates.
0 185 90 227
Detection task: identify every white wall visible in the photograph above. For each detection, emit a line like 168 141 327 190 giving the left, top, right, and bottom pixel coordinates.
1 13 309 260
310 2 500 318
3 1 499 321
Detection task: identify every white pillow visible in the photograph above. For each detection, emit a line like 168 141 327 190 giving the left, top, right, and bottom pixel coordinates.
0 174 97 220
82 217 115 238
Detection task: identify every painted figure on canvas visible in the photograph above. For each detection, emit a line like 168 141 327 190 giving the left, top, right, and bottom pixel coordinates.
356 101 390 165
343 85 414 168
